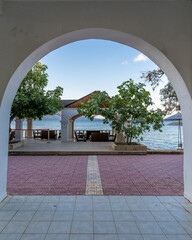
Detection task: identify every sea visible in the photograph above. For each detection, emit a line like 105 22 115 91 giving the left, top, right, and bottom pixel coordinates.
11 115 183 150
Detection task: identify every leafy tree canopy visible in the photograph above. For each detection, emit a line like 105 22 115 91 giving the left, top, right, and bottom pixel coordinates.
78 79 165 144
10 62 64 122
141 68 180 114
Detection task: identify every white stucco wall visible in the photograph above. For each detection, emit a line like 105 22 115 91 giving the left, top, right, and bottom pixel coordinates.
0 0 192 201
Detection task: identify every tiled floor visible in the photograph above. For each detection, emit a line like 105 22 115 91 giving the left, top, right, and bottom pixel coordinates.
0 195 192 239
8 155 183 196
98 155 183 195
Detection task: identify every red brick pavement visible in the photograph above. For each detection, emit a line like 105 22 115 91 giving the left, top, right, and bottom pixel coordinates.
7 156 88 195
7 155 184 196
97 155 184 196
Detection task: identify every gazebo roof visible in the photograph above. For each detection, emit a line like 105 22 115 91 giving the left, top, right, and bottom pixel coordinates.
63 91 99 108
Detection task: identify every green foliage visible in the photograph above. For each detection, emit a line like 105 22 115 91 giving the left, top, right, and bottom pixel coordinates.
160 82 180 114
141 68 180 114
141 68 164 90
10 62 64 122
78 79 165 144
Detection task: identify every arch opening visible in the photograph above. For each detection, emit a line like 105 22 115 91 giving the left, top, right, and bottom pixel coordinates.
1 28 192 202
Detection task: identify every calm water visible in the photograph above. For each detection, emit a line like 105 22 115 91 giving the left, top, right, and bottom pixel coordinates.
11 116 183 150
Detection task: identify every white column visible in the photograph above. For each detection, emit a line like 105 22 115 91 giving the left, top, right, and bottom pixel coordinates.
183 105 192 203
61 121 68 142
26 118 33 138
0 103 9 201
14 117 23 141
68 119 74 141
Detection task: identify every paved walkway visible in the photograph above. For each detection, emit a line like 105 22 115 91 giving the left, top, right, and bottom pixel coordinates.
98 155 183 196
7 155 183 196
0 195 192 240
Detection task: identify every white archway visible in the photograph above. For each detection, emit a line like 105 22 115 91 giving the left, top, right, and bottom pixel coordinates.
1 28 192 201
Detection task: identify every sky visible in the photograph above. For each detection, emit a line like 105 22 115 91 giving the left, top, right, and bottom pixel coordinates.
40 39 168 109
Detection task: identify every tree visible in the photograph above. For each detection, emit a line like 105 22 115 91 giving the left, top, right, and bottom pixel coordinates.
10 62 64 124
78 79 165 144
141 68 180 114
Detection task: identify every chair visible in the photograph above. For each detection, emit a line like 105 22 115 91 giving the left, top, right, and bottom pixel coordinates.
108 134 116 142
9 130 15 141
75 131 86 142
41 130 48 140
33 130 42 139
90 133 109 142
50 130 57 140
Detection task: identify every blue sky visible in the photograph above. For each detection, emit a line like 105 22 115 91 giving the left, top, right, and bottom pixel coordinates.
40 39 168 109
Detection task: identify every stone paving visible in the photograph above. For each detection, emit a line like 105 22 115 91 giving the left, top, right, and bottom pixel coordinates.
86 156 103 195
98 155 183 196
0 195 192 240
7 155 184 196
7 156 88 195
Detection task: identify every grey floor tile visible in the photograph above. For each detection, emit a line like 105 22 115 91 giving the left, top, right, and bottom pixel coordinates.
2 203 23 211
45 234 69 240
20 203 40 211
2 221 29 234
76 196 92 203
115 222 139 234
48 221 71 234
179 222 192 234
43 196 60 203
26 196 45 202
142 235 167 240
93 203 111 211
137 222 163 234
1 196 12 203
113 211 134 222
125 196 143 203
73 211 93 221
173 196 189 203
163 202 186 212
0 211 16 221
38 203 57 211
0 203 5 210
157 196 178 203
32 210 54 221
9 196 28 203
53 211 73 221
57 203 75 211
181 203 192 212
141 196 160 203
12 211 35 221
109 196 127 203
94 211 114 222
71 222 93 234
93 196 109 203
151 211 176 222
59 196 76 203
132 212 155 221
20 234 45 240
94 234 118 240
111 202 129 211
75 202 92 211
166 235 192 240
145 202 167 212
94 222 116 234
171 211 192 221
70 234 93 240
25 221 50 233
128 203 148 211
0 233 22 240
0 221 8 232
158 221 187 234
118 234 143 240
